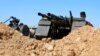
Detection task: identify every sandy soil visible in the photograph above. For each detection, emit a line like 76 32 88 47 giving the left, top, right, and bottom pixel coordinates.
0 22 100 56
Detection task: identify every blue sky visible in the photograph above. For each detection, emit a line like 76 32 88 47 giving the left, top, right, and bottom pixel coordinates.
0 0 100 28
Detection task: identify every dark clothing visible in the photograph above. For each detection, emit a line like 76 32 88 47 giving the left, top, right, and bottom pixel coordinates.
86 21 93 27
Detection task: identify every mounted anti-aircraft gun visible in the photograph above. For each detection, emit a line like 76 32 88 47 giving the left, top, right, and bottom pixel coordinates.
4 16 30 36
34 11 86 39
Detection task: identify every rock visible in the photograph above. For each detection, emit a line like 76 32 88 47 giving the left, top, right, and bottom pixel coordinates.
44 43 54 51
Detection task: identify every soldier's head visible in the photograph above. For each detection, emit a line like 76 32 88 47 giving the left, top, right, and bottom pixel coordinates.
80 11 86 19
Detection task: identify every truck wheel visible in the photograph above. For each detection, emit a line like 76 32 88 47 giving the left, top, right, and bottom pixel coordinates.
20 25 30 36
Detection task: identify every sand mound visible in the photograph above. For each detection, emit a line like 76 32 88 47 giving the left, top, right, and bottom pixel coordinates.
0 22 100 56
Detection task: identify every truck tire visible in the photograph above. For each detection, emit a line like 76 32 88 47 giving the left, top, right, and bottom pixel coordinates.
20 25 30 36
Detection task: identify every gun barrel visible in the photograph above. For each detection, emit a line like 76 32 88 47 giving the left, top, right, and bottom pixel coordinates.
11 16 16 20
4 16 15 23
38 12 43 16
38 12 50 18
47 13 61 19
47 13 56 17
4 18 11 23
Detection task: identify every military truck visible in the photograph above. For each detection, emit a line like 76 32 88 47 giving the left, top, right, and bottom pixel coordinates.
34 11 86 39
4 11 86 39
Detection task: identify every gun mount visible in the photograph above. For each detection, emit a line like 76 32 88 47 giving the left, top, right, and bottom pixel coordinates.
34 11 86 39
4 16 30 36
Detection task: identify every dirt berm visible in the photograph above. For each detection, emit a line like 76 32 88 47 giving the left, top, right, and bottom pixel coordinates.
0 22 100 56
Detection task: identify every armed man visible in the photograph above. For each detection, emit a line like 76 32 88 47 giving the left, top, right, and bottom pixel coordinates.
80 11 93 27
